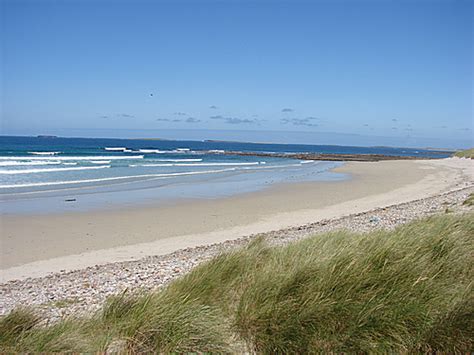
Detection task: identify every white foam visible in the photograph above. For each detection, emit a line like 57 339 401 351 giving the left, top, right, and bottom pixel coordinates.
174 162 261 166
0 156 144 161
104 147 127 151
132 162 261 167
0 165 110 175
138 149 167 154
0 168 237 189
0 160 62 166
154 159 203 162
138 148 196 154
128 158 203 167
29 151 60 155
241 163 303 170
63 162 77 166
140 149 195 154
104 147 134 153
90 160 112 164
300 160 315 164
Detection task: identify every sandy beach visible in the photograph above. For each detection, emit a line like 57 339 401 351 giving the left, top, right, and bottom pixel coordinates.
1 158 472 282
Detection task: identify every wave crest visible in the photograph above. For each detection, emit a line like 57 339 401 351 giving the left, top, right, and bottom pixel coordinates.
0 165 111 175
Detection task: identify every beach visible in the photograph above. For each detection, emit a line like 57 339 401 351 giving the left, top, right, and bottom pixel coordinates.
0 157 472 321
1 157 472 284
3 2 472 350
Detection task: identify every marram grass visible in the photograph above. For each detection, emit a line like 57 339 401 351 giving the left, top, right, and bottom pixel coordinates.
1 213 473 352
454 148 474 159
464 193 474 207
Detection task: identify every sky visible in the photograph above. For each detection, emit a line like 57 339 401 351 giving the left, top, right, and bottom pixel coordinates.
1 0 473 148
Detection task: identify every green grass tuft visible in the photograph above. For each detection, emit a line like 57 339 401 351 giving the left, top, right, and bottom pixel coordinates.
98 291 232 353
454 148 474 159
1 213 473 352
0 309 40 347
0 293 233 352
463 193 474 207
169 213 474 352
0 309 96 352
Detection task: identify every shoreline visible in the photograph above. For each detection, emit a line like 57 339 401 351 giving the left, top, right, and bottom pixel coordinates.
0 158 472 283
0 160 346 215
0 183 472 320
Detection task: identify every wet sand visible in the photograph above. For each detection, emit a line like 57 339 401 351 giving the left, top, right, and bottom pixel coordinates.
1 158 472 281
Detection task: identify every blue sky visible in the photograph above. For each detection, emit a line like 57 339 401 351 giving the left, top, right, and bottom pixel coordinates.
2 0 473 148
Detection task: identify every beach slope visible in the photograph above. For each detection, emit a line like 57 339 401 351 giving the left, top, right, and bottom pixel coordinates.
1 158 472 282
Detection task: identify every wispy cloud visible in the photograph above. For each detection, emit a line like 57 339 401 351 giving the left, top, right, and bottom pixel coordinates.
102 113 134 119
210 115 257 124
225 117 256 124
157 117 200 123
174 112 187 116
281 108 294 113
281 116 319 127
392 118 398 122
117 113 135 118
209 105 218 109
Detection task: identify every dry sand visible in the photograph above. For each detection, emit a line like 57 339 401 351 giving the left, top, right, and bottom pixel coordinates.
1 158 472 282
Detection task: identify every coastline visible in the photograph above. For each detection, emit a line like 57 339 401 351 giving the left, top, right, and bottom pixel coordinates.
1 158 472 283
0 178 472 320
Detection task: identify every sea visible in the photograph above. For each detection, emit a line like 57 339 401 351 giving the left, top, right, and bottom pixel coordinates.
0 136 451 214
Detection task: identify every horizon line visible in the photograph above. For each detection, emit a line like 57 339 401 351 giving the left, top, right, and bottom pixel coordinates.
0 134 460 152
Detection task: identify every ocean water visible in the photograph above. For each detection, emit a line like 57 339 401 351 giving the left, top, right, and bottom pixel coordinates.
0 136 450 214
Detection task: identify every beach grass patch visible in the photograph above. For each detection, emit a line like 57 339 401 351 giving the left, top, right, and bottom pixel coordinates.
1 213 473 352
463 193 474 207
454 148 474 159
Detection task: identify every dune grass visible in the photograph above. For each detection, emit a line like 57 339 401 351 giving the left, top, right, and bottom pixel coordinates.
464 193 474 207
0 293 232 353
1 213 473 352
454 148 474 159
